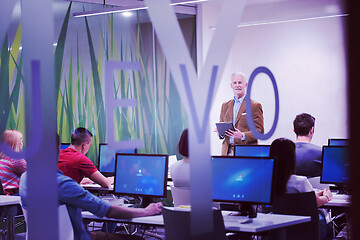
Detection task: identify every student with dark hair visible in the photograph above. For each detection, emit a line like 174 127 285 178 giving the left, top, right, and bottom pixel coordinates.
58 127 112 188
170 129 190 189
270 138 331 204
293 113 322 177
270 138 332 240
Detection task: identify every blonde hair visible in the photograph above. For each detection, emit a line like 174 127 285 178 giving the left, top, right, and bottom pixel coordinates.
0 129 23 159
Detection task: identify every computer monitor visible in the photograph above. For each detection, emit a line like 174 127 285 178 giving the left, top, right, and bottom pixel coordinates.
60 143 70 150
114 153 168 198
212 156 276 217
234 145 270 157
328 138 349 146
321 146 350 185
98 143 137 176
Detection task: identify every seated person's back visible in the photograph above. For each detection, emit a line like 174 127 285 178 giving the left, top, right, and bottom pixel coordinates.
295 142 322 177
293 113 322 178
170 159 189 189
58 127 111 188
170 129 190 189
58 147 97 184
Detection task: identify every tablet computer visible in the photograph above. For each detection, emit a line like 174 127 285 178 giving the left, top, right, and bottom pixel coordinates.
216 122 235 139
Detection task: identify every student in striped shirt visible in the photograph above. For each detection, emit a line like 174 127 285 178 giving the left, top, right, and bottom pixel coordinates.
0 129 27 195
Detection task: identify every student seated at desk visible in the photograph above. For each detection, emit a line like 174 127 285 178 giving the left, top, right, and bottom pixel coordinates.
0 129 27 195
58 127 113 188
170 129 190 190
19 134 162 240
270 138 332 240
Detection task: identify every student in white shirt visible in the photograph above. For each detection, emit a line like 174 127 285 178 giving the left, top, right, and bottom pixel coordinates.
170 129 190 189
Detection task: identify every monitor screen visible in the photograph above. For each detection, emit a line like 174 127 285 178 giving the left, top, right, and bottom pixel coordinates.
98 143 137 175
328 139 349 146
212 156 276 205
114 153 168 198
60 143 70 150
321 146 350 184
234 145 270 157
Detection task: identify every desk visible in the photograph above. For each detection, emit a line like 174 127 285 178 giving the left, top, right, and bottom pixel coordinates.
323 194 351 239
0 196 21 240
82 209 310 234
325 194 350 207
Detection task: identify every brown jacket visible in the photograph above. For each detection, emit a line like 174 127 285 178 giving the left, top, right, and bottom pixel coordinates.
219 98 264 155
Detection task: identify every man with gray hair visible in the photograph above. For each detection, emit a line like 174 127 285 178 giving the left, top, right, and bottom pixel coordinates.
219 72 264 156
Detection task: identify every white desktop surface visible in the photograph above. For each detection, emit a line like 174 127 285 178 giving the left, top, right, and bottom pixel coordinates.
221 211 310 233
82 209 310 233
0 195 21 206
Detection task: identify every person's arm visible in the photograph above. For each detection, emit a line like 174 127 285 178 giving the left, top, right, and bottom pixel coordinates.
106 202 163 219
315 188 333 207
88 171 112 188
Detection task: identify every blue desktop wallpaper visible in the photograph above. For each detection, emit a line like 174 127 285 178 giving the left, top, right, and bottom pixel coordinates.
328 139 349 146
60 143 70 150
114 154 167 197
99 144 136 173
322 147 349 183
234 145 270 157
212 157 274 204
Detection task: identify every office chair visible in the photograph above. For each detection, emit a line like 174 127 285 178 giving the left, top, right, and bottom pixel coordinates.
271 191 319 240
162 207 227 240
170 186 190 207
0 181 5 195
21 204 74 240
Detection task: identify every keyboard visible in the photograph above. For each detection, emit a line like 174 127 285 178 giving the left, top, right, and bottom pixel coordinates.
331 193 350 201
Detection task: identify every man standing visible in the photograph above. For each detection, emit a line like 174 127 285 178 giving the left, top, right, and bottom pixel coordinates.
58 127 112 188
219 72 264 156
293 113 322 177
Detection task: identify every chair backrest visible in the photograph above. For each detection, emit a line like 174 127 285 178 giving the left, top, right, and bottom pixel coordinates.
162 207 227 240
22 204 74 240
170 186 190 207
0 180 5 195
272 191 319 240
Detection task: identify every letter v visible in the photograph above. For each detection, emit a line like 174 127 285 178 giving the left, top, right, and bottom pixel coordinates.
145 0 246 142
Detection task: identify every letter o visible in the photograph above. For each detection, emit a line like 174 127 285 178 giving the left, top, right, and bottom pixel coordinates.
245 66 279 140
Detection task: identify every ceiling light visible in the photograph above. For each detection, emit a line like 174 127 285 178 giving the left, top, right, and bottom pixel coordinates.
73 0 208 18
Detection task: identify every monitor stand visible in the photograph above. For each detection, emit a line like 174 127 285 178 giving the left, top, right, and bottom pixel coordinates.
226 203 257 218
335 184 350 195
239 203 257 218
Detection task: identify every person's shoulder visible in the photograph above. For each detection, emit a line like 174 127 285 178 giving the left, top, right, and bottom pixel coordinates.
222 99 233 106
249 99 262 107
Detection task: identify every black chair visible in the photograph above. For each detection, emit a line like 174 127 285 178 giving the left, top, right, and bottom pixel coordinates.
162 207 227 240
0 180 5 195
271 191 319 240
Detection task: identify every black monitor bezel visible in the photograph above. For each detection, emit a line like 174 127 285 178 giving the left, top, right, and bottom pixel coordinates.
328 138 349 146
60 143 70 149
113 153 168 198
98 143 137 176
234 144 271 157
211 156 277 205
320 145 349 184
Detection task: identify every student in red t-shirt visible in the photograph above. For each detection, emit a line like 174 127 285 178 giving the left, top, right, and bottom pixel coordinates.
58 127 113 188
